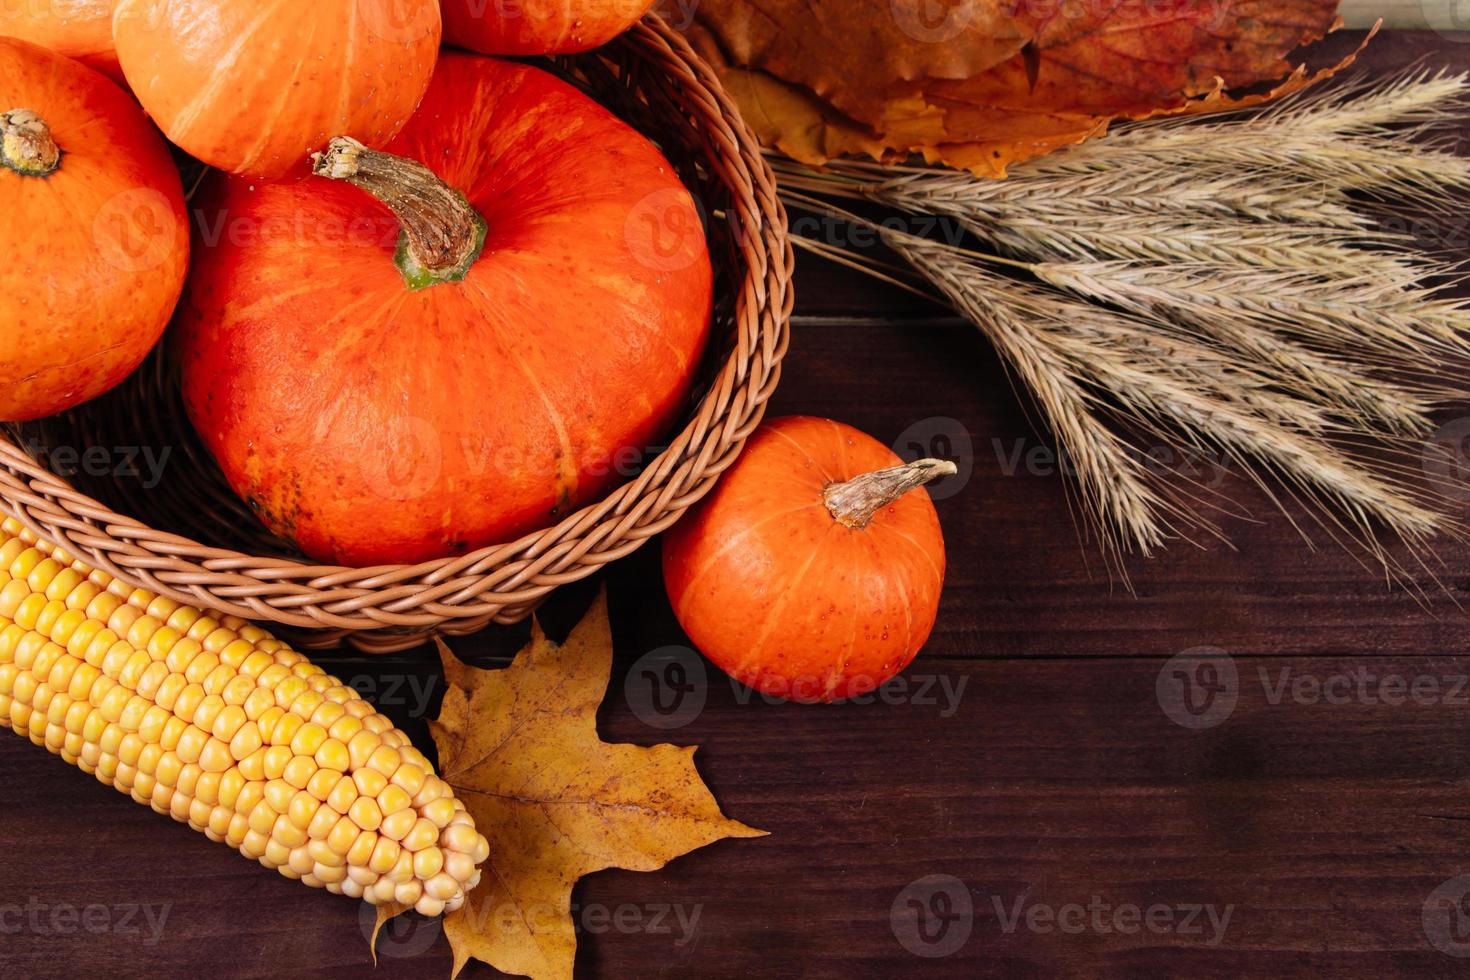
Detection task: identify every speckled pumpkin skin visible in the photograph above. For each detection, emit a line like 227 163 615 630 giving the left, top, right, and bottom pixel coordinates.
0 38 188 422
0 0 124 83
443 0 655 56
114 0 441 178
663 416 948 704
178 54 713 567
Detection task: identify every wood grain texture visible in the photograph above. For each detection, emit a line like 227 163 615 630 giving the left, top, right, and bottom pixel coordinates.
4 29 1470 980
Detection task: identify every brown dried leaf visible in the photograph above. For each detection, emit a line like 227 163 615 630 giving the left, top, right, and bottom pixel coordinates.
686 0 1347 175
374 591 765 980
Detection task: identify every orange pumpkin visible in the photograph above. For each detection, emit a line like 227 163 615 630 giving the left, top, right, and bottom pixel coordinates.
0 0 123 82
0 38 188 422
663 416 953 704
442 0 655 55
112 0 441 178
178 53 713 566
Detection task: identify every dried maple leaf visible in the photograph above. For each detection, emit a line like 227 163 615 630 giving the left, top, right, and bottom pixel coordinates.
684 0 1346 175
370 591 764 980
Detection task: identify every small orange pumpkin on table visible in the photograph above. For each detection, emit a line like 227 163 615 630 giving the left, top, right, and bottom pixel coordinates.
0 38 188 422
178 53 713 566
664 416 954 703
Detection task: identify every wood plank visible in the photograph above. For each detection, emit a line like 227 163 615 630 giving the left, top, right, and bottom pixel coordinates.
5 652 1470 977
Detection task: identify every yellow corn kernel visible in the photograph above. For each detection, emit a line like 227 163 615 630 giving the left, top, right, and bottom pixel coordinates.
174 725 207 765
347 730 381 770
263 838 292 869
385 764 426 799
369 836 401 874
270 712 304 748
228 722 262 760
346 829 378 868
195 770 222 807
310 701 346 729
314 738 349 773
248 799 280 836
283 754 317 791
352 767 388 798
217 769 246 810
234 782 266 819
325 773 359 815
422 797 458 829
401 818 439 853
413 847 444 881
287 846 315 876
327 714 363 744
306 802 341 841
307 838 345 868
379 807 417 843
367 745 401 777
288 791 320 831
305 767 341 803
262 744 293 780
289 690 326 722
348 796 383 833
199 737 234 774
272 814 308 850
376 784 412 817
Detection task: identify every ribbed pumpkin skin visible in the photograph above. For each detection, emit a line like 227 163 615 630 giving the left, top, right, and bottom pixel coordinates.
178 54 713 566
0 0 123 82
0 39 188 422
112 0 441 178
663 417 948 704
442 0 654 55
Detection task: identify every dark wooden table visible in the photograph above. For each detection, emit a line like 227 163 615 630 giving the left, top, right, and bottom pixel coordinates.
8 29 1470 980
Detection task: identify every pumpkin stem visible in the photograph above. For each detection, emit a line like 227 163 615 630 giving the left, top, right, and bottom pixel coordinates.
823 459 957 530
0 109 61 177
311 137 487 291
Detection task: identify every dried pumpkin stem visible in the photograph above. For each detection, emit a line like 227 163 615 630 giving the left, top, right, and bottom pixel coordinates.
0 109 60 177
311 136 486 291
823 458 957 529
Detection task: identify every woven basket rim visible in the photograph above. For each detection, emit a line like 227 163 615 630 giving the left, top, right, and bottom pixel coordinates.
0 16 794 652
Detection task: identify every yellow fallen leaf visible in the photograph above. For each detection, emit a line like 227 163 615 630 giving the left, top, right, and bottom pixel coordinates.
370 591 765 980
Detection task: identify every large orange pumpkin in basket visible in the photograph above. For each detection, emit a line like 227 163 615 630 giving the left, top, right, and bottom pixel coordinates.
113 0 442 178
179 53 713 566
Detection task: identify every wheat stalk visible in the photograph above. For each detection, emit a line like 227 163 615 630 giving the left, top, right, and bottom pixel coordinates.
777 71 1470 573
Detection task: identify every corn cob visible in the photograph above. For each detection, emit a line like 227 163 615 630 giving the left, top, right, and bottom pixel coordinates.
0 517 488 916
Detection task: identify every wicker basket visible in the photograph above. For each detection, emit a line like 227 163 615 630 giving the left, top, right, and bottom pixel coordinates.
0 17 793 654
